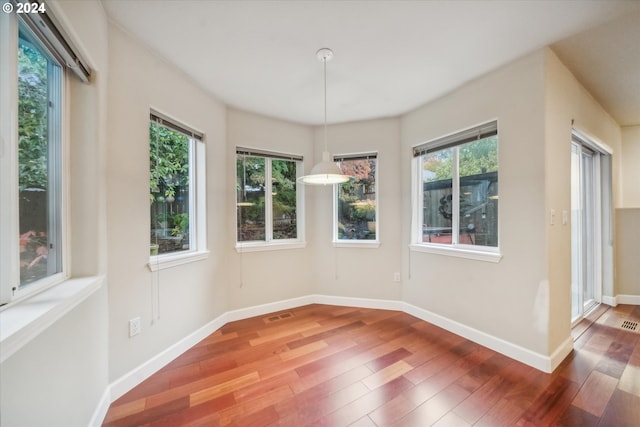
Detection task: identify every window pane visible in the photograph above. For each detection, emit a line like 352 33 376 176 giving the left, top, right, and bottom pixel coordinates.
18 30 61 286
236 155 266 241
458 137 498 246
272 159 297 240
150 122 191 255
337 159 377 240
422 148 453 244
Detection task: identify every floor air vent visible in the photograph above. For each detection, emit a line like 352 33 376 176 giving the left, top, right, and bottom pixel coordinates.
264 312 294 324
620 320 639 332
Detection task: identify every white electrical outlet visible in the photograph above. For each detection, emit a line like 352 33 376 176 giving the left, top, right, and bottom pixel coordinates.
393 272 401 282
129 317 141 337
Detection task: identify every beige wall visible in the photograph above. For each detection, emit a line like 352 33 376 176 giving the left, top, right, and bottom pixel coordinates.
401 51 550 355
226 109 316 309
617 127 640 299
106 24 228 381
312 118 403 301
616 208 640 296
1 287 109 426
544 48 622 353
621 126 640 207
0 1 110 425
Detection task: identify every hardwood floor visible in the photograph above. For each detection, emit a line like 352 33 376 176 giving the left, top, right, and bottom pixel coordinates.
103 304 640 426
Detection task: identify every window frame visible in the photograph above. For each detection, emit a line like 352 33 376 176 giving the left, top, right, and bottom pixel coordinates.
410 120 501 263
148 111 208 271
333 152 380 248
235 147 306 252
0 4 103 362
0 15 70 307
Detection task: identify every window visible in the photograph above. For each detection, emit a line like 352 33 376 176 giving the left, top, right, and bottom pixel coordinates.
149 112 207 267
236 148 304 250
17 23 63 289
334 153 378 244
1 12 91 305
412 121 499 258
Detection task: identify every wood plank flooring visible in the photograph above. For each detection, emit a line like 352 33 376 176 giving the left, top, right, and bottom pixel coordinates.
103 304 640 426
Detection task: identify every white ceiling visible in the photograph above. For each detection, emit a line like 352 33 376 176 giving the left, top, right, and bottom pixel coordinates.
101 0 640 126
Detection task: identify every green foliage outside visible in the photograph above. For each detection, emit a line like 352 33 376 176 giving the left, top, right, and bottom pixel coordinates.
18 38 48 192
272 159 297 220
172 212 189 236
423 137 498 181
236 156 297 240
18 35 52 284
149 123 191 253
149 122 189 200
337 159 376 240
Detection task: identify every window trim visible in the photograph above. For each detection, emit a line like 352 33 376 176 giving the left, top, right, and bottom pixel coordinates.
150 110 204 140
409 243 502 262
332 152 380 246
0 5 97 362
412 121 497 157
148 113 207 268
14 0 92 82
1 14 72 306
411 120 501 261
235 147 305 251
1 13 20 305
0 275 104 362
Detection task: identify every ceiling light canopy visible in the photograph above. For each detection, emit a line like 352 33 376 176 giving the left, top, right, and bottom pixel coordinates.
299 48 350 186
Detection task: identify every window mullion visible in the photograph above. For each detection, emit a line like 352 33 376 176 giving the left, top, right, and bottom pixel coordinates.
452 147 460 245
47 60 63 276
416 158 424 244
265 158 273 242
0 13 19 304
188 138 197 249
332 183 338 241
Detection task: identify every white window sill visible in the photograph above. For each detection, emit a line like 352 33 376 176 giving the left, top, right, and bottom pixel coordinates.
333 240 380 249
235 241 306 253
409 243 502 263
0 275 105 363
148 250 209 272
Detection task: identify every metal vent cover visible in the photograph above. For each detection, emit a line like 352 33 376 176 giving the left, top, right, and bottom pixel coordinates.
264 312 294 324
620 320 639 332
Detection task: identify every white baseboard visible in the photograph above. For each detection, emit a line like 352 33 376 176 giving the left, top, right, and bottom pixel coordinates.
402 302 566 373
89 387 111 427
617 294 640 305
99 293 575 423
224 295 315 323
109 312 227 401
601 294 640 306
108 295 314 404
548 336 574 372
313 294 404 311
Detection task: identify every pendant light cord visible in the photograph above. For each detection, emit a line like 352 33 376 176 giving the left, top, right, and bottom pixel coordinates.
323 57 328 153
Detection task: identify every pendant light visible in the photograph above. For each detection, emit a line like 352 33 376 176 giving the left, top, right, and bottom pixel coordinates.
299 48 351 185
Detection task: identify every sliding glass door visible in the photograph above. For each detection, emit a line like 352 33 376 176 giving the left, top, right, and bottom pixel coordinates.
571 138 606 324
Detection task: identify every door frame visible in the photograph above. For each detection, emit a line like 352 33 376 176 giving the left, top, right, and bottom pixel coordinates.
571 129 612 326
